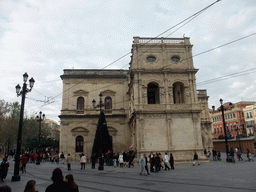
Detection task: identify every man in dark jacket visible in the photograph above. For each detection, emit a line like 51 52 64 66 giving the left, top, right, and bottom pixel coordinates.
193 152 200 166
45 168 72 192
149 152 155 172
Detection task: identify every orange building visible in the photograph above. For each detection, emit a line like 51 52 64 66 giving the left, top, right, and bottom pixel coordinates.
210 101 255 140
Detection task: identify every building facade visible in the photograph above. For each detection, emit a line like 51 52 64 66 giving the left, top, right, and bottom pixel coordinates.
243 104 256 136
210 101 255 139
59 37 212 161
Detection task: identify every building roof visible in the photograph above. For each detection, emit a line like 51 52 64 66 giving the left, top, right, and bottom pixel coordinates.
61 69 129 79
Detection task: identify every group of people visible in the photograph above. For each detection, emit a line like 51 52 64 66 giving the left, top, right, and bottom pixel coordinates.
139 152 175 176
0 168 79 192
205 148 254 163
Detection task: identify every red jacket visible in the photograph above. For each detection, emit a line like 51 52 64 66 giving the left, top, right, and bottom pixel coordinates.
21 156 29 164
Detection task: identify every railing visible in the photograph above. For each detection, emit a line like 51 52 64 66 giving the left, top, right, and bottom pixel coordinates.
134 37 186 44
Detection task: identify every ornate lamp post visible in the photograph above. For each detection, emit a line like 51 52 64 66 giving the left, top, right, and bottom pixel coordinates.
36 111 45 165
220 99 233 162
12 73 35 182
92 93 104 111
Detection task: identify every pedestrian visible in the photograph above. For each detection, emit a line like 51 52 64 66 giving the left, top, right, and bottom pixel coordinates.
155 153 161 173
21 154 29 173
54 153 59 164
207 151 211 158
45 168 72 192
247 149 254 162
0 157 9 181
91 153 96 169
169 153 175 169
204 149 207 157
118 152 124 168
144 154 150 175
65 174 79 192
158 153 164 170
24 180 38 192
193 152 200 166
212 150 217 161
0 185 11 192
217 151 221 161
149 152 155 172
113 153 117 168
139 154 147 176
164 152 170 170
230 148 235 163
60 152 65 164
237 148 243 161
80 154 86 170
66 154 72 171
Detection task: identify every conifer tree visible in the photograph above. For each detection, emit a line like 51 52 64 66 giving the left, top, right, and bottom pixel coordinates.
91 111 112 158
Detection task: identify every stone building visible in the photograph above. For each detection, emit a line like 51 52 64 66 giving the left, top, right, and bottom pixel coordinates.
59 37 212 161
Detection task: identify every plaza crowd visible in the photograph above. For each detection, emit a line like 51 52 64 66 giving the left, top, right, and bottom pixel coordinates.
0 148 255 191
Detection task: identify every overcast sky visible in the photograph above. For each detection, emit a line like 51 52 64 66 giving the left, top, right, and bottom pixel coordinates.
1 0 256 123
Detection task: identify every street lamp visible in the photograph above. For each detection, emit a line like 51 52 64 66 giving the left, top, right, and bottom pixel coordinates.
92 93 104 111
12 72 35 182
219 99 233 162
36 111 45 165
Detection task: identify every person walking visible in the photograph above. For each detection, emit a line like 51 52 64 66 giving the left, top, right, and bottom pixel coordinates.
80 154 86 170
155 153 161 173
66 154 72 171
247 149 254 162
230 148 235 163
0 157 9 181
193 152 200 166
217 151 221 161
144 154 150 175
164 152 170 170
118 153 124 168
65 174 79 192
91 153 96 169
45 168 72 192
139 154 147 176
169 153 175 169
149 152 155 172
60 152 65 164
21 154 29 173
237 148 243 161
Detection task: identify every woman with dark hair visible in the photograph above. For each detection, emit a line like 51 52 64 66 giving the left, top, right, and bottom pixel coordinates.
0 185 11 192
45 168 72 192
65 174 79 192
24 180 38 192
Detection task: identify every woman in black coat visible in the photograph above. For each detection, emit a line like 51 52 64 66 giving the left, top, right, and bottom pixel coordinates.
169 153 174 169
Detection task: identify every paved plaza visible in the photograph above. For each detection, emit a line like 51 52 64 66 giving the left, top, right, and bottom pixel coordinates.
1 153 256 192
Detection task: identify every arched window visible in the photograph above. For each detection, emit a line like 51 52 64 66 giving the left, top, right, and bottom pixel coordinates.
77 97 84 110
105 96 112 110
76 136 84 152
147 83 159 104
214 128 216 134
217 128 219 134
173 82 185 104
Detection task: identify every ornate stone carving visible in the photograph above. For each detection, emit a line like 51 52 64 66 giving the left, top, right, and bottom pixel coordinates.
71 127 89 136
73 90 88 96
101 89 116 96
